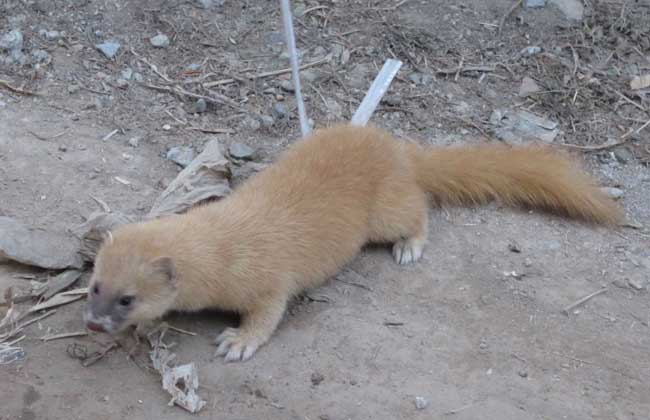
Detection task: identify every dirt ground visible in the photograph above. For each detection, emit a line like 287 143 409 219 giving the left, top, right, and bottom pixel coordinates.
1 0 649 419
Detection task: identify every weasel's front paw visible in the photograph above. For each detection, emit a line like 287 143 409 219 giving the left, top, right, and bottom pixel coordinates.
213 327 261 363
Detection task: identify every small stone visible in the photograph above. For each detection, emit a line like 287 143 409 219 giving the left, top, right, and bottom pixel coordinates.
508 241 522 253
121 68 133 80
229 142 255 160
0 30 23 51
524 258 533 267
479 340 489 350
166 146 195 168
601 187 624 200
340 48 351 65
549 0 584 21
195 98 207 113
408 72 433 86
162 124 172 131
310 372 324 386
414 397 429 410
524 0 546 7
241 116 261 131
613 147 634 164
187 63 201 71
43 30 61 40
272 102 288 119
150 34 170 48
521 46 542 56
280 80 294 92
519 76 541 97
30 49 49 63
95 41 120 59
627 278 645 290
116 78 129 89
58 145 67 152
127 137 140 148
67 84 80 94
198 0 225 8
518 370 528 378
260 115 274 127
612 278 628 289
133 72 144 83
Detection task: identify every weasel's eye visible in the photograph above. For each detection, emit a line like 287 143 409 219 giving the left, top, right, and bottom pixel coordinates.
92 284 100 295
119 296 134 306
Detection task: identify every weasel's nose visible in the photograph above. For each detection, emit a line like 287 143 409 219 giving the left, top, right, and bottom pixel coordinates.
86 321 106 332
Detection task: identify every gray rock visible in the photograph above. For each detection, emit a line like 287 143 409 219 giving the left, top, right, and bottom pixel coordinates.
521 46 543 56
241 116 261 131
0 217 83 269
229 142 255 160
40 30 61 40
280 80 294 92
273 102 288 119
150 34 170 48
95 41 120 59
613 147 634 164
195 98 207 113
627 278 645 290
198 0 225 8
524 0 546 7
116 78 129 89
133 72 144 82
414 397 429 410
121 68 133 80
490 108 558 144
67 84 80 94
601 187 624 200
128 137 140 148
260 114 274 127
519 76 541 97
549 0 583 21
0 30 23 51
31 49 50 63
187 63 201 71
408 72 433 86
301 70 321 83
166 146 196 168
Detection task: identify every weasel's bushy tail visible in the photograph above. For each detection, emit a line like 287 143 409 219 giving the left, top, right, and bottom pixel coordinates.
411 144 623 225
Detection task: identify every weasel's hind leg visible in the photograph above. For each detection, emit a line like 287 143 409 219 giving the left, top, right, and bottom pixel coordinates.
368 186 429 265
214 296 287 362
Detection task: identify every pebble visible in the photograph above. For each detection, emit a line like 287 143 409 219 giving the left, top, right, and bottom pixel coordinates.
518 370 529 378
301 70 320 83
31 49 50 63
95 41 120 59
0 30 23 51
259 114 274 127
340 48 351 65
414 397 429 410
127 137 140 148
150 34 170 48
519 76 541 97
162 124 172 131
408 72 433 86
272 102 288 119
524 0 546 7
612 278 629 289
229 142 255 160
121 68 133 80
613 147 634 164
166 146 195 168
627 278 645 290
115 78 129 89
549 0 584 21
39 30 61 40
382 95 402 106
198 0 225 8
508 241 522 253
310 372 325 386
280 80 294 92
601 187 624 200
195 98 207 113
67 84 80 94
521 46 542 56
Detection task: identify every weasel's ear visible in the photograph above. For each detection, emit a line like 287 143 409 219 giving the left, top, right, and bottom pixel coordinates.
150 257 176 287
101 230 114 245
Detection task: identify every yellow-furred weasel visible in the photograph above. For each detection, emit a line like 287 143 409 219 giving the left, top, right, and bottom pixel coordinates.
84 124 622 362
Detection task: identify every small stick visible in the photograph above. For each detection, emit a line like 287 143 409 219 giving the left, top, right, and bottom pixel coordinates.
498 0 522 36
436 65 496 75
28 130 67 141
555 138 632 151
335 278 373 291
82 342 118 367
41 331 89 342
131 49 174 83
90 195 111 212
202 56 330 88
186 126 235 134
562 287 607 315
0 79 38 96
101 129 119 141
614 90 647 112
142 83 244 111
635 117 650 134
164 109 188 125
167 325 197 336
444 402 474 415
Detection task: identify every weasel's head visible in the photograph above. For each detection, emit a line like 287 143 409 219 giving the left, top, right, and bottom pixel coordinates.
84 229 178 335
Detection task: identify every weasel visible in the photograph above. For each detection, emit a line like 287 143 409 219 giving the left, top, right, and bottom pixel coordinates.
84 124 622 362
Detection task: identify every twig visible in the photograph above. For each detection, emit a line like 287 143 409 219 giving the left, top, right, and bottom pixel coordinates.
28 130 68 141
635 117 650 134
0 79 38 96
186 126 234 134
555 138 632 151
82 342 119 367
131 49 174 83
142 83 244 111
202 56 330 88
615 90 647 112
444 402 474 415
335 278 373 291
383 321 404 326
376 0 410 11
41 331 89 342
167 325 198 336
101 129 119 141
498 0 523 36
562 287 607 315
164 109 188 125
549 351 641 381
436 65 496 76
89 195 111 213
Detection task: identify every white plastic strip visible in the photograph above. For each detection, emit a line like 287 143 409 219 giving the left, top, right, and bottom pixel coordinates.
280 0 311 137
351 59 403 126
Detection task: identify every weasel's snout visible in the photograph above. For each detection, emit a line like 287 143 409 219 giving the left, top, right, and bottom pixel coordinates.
86 320 106 332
